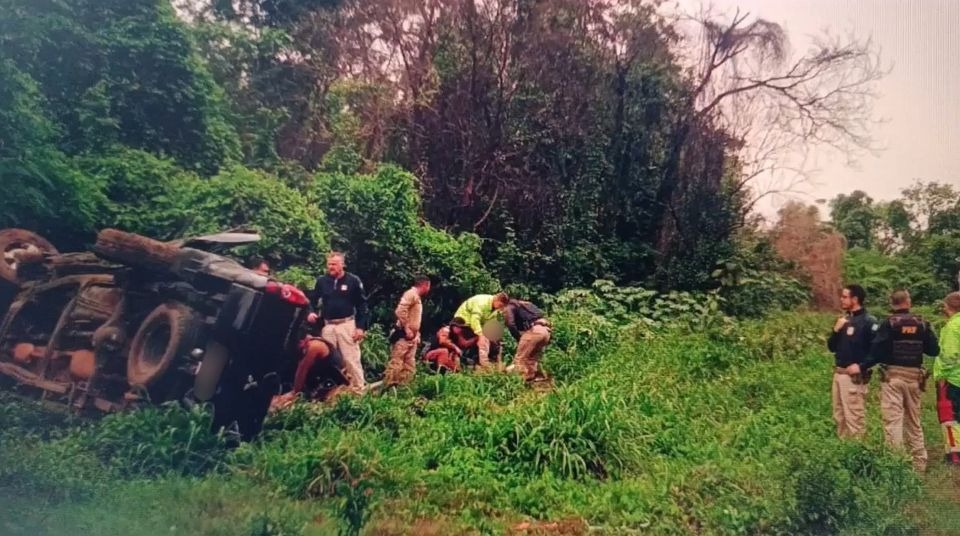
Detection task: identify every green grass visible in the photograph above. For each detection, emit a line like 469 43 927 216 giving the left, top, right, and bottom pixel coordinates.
1 311 957 535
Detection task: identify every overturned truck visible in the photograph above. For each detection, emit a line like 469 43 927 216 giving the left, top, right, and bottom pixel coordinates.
0 228 313 440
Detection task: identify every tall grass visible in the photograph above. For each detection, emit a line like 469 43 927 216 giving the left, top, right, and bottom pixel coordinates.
0 309 926 535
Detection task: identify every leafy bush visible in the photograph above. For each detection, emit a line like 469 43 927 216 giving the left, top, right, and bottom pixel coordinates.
0 60 104 243
784 441 921 534
78 147 202 238
310 164 497 326
715 265 810 318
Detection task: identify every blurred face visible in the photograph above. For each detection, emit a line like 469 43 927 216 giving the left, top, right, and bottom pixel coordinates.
840 288 857 312
254 262 270 276
326 255 345 277
492 297 508 310
416 281 431 296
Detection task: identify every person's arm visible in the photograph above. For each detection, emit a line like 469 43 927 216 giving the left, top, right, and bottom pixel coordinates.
864 316 880 346
395 290 413 327
503 305 520 340
438 328 458 353
924 322 941 357
466 301 484 335
292 351 318 394
827 332 840 352
352 275 370 331
935 322 960 381
308 277 323 312
862 320 891 370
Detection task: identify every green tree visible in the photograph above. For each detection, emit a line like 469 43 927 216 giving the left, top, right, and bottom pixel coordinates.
901 181 959 233
829 191 878 249
0 0 240 174
310 165 496 326
0 60 103 243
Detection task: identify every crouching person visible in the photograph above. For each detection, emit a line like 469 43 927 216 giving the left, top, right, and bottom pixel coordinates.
422 318 477 373
503 298 552 382
271 336 350 411
452 292 509 368
384 276 431 386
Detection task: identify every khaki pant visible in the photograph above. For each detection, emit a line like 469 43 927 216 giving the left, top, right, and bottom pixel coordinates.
880 366 927 471
321 319 365 390
514 325 551 381
385 335 418 386
832 372 867 439
477 336 502 369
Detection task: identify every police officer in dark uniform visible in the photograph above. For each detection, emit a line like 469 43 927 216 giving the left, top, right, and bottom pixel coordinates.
854 289 940 471
827 284 878 439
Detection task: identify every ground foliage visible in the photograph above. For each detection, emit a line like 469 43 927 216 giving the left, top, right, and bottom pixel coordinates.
0 305 928 535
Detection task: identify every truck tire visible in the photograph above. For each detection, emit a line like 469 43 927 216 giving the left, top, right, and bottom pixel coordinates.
0 229 58 285
127 303 199 388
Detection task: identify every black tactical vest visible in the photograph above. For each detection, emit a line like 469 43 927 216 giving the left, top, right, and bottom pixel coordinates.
888 314 926 367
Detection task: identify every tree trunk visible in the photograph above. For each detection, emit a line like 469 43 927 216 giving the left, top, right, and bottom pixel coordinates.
93 229 179 272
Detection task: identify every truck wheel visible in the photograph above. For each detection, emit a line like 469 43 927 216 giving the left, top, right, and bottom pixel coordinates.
0 229 58 285
127 303 199 389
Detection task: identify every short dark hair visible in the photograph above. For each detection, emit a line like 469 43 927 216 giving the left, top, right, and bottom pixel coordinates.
845 284 866 305
414 275 431 286
247 256 268 269
890 289 911 307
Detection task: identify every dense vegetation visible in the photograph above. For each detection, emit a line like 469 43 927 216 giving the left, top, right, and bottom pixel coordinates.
829 183 960 306
0 298 942 535
2 1 959 535
1 0 882 306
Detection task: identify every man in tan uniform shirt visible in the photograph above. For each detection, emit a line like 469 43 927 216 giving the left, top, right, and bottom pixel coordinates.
384 276 431 386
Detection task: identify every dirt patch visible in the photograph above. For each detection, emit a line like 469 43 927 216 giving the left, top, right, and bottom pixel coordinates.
507 518 589 535
365 516 479 536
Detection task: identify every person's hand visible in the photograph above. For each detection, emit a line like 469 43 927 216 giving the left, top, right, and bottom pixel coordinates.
846 363 861 376
353 328 365 342
270 392 298 413
404 327 415 340
307 312 319 324
833 316 847 333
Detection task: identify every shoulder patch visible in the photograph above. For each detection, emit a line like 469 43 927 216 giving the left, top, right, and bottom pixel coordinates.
872 323 879 332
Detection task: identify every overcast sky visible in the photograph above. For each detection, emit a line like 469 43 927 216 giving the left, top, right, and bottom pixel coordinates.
676 0 960 219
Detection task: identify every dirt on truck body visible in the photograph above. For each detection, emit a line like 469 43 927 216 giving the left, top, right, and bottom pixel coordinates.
0 227 314 440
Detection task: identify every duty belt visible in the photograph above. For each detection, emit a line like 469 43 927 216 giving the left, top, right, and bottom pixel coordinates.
324 316 354 325
835 366 871 385
530 319 552 331
879 365 930 391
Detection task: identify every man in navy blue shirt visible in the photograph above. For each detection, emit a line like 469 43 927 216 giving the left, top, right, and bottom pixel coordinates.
308 251 369 391
827 284 878 439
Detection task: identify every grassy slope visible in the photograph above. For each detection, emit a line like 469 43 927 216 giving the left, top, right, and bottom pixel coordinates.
1 311 957 535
